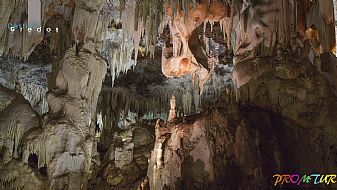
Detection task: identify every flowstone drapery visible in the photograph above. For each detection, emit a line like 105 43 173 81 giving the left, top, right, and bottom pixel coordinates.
1 0 108 189
0 0 337 190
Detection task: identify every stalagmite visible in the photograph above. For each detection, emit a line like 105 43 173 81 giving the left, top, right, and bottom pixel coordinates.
220 17 232 49
167 95 177 121
1 1 337 190
99 61 232 128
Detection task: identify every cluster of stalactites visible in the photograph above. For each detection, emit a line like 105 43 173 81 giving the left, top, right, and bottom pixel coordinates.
118 0 231 57
116 0 337 74
98 65 231 130
19 81 49 115
103 0 146 86
119 0 161 59
232 0 336 64
103 30 137 86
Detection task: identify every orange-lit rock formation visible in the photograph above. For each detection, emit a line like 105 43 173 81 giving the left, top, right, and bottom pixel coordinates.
161 1 230 93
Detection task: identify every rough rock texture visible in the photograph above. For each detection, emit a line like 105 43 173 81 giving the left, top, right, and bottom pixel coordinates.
0 0 337 190
146 1 337 190
148 104 337 190
0 84 41 163
0 58 50 115
232 0 335 64
88 122 154 190
0 84 45 189
29 45 106 189
0 160 46 190
234 55 337 127
1 0 108 189
160 2 231 93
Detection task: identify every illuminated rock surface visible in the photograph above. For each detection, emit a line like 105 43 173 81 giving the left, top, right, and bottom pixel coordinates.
0 0 336 189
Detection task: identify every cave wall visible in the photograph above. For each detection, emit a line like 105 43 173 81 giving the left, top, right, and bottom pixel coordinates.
147 0 337 189
148 104 337 190
0 0 109 189
0 0 336 190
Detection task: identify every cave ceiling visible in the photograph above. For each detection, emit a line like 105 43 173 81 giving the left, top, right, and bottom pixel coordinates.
0 0 337 190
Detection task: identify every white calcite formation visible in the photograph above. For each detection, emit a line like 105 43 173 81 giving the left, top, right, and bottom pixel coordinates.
1 0 108 189
0 85 40 164
0 58 50 115
101 0 145 86
0 85 46 190
98 26 233 130
98 62 233 133
0 0 337 190
0 160 45 190
103 30 137 86
167 95 177 121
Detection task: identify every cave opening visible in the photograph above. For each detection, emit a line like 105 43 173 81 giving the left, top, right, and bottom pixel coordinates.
39 164 48 177
28 153 38 169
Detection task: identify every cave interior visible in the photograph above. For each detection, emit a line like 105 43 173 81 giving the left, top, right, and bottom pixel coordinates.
0 0 337 189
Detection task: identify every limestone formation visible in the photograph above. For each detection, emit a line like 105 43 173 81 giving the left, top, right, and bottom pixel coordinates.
1 0 108 189
161 2 230 94
88 122 154 190
168 95 177 121
0 0 337 190
148 105 337 189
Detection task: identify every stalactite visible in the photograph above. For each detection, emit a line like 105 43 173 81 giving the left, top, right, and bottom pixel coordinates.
120 0 145 61
0 59 51 115
120 0 163 58
100 24 234 126
19 80 49 114
102 0 146 86
210 20 214 32
103 30 137 86
119 0 224 60
102 0 230 129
